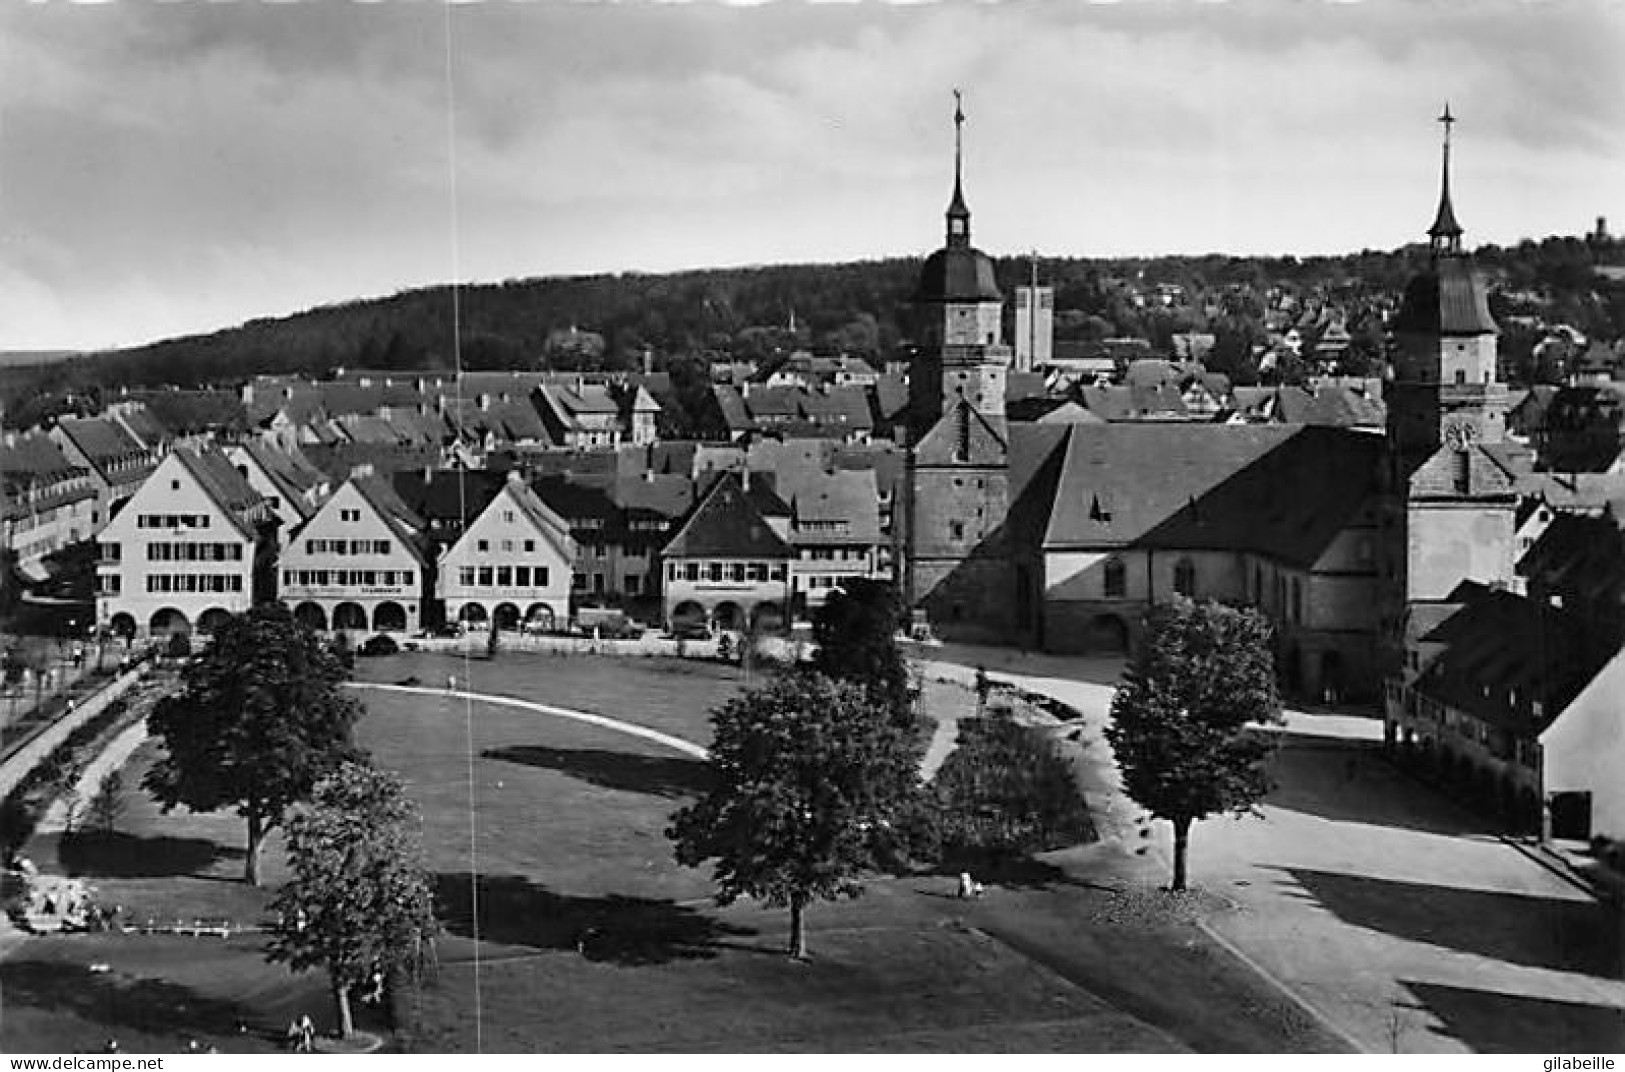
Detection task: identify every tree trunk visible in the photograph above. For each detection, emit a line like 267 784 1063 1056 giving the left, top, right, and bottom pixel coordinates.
245 812 264 886
334 981 355 1039
1171 816 1191 892
788 896 807 959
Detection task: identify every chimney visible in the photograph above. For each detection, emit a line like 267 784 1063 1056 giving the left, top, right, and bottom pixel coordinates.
643 346 654 377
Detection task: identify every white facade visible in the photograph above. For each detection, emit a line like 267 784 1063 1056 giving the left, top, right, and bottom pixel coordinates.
663 557 792 632
95 453 258 637
1540 650 1625 842
438 480 575 631
280 480 425 634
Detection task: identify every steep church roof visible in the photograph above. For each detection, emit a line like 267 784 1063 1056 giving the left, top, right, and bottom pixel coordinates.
1039 424 1384 569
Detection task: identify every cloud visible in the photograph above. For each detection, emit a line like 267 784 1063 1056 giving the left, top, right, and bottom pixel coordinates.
0 0 1620 348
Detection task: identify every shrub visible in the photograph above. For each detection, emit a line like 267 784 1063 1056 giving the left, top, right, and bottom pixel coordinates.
166 632 191 660
931 711 1096 860
358 634 400 658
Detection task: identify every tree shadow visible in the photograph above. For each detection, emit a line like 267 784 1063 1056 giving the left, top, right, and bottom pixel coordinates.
0 958 260 1041
1277 866 1623 978
1260 733 1498 838
482 744 710 800
1399 979 1625 1053
432 871 755 965
57 831 241 879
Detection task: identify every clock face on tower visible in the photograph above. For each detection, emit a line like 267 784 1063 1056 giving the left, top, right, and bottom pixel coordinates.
1442 419 1477 452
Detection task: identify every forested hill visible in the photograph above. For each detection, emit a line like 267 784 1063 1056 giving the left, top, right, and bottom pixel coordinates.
5 234 1622 429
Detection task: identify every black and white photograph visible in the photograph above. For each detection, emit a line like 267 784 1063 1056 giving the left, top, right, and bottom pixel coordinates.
1 0 1622 1057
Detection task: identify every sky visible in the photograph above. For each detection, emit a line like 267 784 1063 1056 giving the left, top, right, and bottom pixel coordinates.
2 1 1622 352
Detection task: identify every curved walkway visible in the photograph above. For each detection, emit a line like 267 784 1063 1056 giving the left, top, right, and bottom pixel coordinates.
345 682 709 760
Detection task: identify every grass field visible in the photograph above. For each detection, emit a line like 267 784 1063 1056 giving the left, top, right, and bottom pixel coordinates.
4 650 1346 1053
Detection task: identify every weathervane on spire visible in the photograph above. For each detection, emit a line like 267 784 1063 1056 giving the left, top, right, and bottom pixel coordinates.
945 88 971 245
1428 101 1463 256
953 89 965 184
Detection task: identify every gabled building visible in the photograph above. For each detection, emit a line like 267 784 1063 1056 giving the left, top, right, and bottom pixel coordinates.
660 470 793 633
223 440 332 548
438 471 576 632
1387 582 1615 837
95 446 273 638
279 472 428 635
1540 644 1625 842
49 416 157 525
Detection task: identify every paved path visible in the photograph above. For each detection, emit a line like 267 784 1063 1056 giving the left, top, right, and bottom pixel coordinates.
922 644 1625 1055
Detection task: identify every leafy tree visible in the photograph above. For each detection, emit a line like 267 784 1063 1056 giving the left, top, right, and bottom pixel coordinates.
143 604 362 885
810 579 915 731
668 671 921 959
1105 598 1281 891
267 761 437 1040
87 769 125 834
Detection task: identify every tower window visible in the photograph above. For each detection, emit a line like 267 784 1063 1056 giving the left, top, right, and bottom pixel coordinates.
1454 370 1466 385
949 521 965 541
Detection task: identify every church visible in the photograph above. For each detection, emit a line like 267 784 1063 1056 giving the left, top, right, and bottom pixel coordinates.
900 98 1509 704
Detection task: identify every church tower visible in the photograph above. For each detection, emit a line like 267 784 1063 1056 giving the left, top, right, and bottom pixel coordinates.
1380 108 1522 735
903 92 1018 642
1387 104 1509 472
908 91 1012 443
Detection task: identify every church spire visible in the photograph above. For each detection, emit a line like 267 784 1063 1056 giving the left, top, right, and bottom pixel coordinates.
946 89 971 248
1428 102 1464 256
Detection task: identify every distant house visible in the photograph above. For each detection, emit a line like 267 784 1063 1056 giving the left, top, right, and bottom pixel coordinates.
706 384 874 443
438 471 577 633
1 432 97 580
534 379 660 448
95 446 272 639
279 472 428 635
223 440 331 548
1506 384 1559 442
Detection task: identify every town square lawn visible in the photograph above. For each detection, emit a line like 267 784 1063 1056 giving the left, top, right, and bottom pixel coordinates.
7 649 1342 1053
